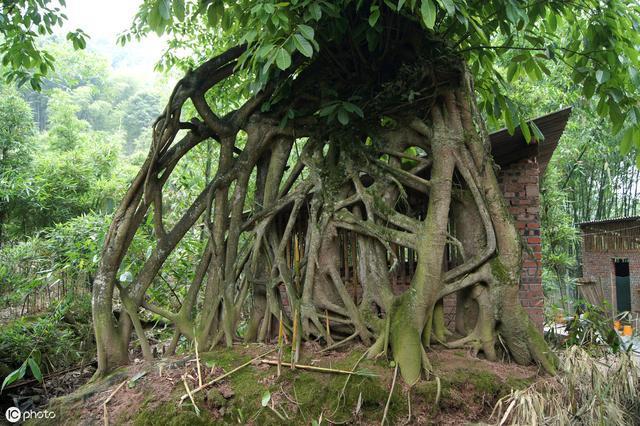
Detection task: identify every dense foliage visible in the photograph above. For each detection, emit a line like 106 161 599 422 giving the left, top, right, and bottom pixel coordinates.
0 39 168 379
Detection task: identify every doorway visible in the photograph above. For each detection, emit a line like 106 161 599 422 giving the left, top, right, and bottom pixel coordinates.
613 259 631 313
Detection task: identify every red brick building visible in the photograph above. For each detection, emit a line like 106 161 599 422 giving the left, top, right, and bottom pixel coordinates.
579 217 640 315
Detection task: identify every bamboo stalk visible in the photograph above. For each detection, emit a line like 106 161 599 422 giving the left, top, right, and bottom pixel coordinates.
381 364 398 426
291 308 299 369
320 331 358 353
261 359 375 376
325 309 330 338
103 379 128 426
351 231 358 302
178 348 276 404
194 336 202 388
182 374 200 415
277 310 284 377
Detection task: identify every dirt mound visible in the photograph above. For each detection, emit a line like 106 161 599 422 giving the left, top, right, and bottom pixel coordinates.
42 344 543 425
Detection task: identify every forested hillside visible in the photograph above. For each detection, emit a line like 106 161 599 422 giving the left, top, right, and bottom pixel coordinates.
0 38 167 377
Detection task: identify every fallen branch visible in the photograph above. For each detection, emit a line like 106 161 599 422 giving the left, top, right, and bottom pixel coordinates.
194 336 202 388
178 348 276 404
103 379 128 426
381 364 398 426
261 359 376 377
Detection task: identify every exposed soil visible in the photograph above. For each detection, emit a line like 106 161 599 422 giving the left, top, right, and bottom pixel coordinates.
37 343 543 425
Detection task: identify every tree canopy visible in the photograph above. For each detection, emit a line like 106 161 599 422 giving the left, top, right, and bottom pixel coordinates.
0 0 87 89
119 1 640 152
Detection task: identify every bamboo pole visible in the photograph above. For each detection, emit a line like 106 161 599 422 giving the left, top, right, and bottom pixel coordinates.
261 359 375 376
277 310 284 377
325 309 330 338
291 308 299 369
103 379 128 426
178 349 276 404
381 364 398 426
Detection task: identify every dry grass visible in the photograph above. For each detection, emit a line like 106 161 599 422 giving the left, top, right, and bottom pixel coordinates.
492 347 639 425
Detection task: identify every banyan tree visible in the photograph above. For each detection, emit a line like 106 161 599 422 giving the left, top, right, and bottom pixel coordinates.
92 0 640 384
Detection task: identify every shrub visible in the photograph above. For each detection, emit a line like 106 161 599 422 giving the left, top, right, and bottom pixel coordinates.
0 294 93 374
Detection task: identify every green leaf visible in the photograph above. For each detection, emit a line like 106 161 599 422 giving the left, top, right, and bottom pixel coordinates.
343 102 364 118
308 3 322 20
609 103 624 133
261 390 271 407
369 5 380 27
275 48 291 70
158 0 171 20
620 127 634 156
27 357 42 382
297 24 314 41
547 12 557 31
530 121 544 142
293 34 313 58
519 119 531 143
207 3 220 27
420 0 437 29
1 362 27 393
337 109 350 125
437 0 455 16
596 69 610 84
582 77 596 99
506 62 518 82
173 0 185 21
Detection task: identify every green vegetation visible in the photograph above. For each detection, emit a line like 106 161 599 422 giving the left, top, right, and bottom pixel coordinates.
0 39 168 380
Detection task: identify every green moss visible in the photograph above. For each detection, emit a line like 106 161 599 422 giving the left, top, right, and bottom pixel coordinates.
464 370 502 394
206 388 227 408
505 376 533 391
133 404 215 426
490 258 511 284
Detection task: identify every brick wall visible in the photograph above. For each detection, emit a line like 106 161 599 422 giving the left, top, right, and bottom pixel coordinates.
499 157 544 330
581 244 640 314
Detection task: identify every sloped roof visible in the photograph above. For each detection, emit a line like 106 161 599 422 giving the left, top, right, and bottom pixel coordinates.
578 216 640 227
489 107 572 175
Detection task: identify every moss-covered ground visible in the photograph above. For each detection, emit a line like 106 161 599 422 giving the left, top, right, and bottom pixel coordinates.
41 343 540 425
